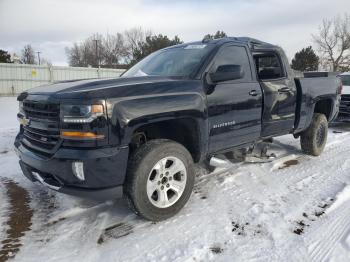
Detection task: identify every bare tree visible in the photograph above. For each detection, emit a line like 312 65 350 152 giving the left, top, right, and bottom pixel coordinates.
66 28 182 68
21 44 36 64
124 27 152 64
66 35 98 67
66 33 128 67
40 57 52 67
101 33 127 67
313 14 350 72
66 44 81 67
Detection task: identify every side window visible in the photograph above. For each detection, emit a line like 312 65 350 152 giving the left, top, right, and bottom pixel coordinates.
254 53 285 80
210 45 252 81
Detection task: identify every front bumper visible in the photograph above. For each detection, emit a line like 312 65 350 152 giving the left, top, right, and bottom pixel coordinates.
15 135 129 200
337 94 350 121
337 114 350 122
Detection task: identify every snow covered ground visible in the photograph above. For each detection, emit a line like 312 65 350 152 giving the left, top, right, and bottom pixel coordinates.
1 96 350 261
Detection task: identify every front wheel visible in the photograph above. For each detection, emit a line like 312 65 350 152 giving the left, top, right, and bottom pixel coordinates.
300 113 328 156
125 139 195 221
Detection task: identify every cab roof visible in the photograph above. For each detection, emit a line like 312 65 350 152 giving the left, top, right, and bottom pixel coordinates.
174 37 278 51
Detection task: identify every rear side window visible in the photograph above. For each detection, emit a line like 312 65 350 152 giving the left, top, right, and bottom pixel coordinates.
210 45 252 81
254 53 285 80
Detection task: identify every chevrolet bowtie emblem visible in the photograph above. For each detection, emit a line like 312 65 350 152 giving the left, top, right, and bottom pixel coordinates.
19 117 30 127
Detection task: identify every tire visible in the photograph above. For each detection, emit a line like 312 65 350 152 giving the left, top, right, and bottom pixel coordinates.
125 139 195 221
300 113 328 156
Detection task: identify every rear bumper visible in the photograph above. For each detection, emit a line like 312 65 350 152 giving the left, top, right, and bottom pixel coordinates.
15 135 129 200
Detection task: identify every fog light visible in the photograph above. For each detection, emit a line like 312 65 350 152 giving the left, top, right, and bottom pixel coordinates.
72 162 85 181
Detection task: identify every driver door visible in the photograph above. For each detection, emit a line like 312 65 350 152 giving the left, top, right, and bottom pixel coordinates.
207 44 263 153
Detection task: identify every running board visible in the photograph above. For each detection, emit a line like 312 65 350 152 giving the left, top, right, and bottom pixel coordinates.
209 141 280 167
209 156 232 168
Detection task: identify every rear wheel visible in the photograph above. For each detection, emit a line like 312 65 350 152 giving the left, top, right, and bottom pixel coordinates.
300 113 328 156
125 139 194 221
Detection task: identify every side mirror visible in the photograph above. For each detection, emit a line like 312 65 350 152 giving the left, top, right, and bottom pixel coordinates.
209 64 244 83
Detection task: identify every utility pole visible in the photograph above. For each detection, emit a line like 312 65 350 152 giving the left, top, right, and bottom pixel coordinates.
36 51 41 65
93 39 100 68
327 58 333 72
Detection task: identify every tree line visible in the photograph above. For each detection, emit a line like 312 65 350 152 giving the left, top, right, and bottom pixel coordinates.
65 29 229 69
292 13 350 72
65 28 182 68
0 44 51 65
0 14 349 72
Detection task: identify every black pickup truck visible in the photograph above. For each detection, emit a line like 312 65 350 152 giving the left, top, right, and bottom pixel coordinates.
15 37 341 221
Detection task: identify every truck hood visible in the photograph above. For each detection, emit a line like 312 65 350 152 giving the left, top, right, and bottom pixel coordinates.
24 76 202 100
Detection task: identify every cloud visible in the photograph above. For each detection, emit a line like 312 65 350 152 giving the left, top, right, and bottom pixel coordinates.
1 0 349 65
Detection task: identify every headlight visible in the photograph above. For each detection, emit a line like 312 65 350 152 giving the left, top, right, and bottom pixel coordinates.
19 101 25 115
61 104 104 123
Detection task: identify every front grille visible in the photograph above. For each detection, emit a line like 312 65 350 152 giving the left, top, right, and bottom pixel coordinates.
23 101 60 121
339 95 350 117
22 100 61 156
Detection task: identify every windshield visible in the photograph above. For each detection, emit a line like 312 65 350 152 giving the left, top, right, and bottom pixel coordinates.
340 75 350 86
123 44 213 78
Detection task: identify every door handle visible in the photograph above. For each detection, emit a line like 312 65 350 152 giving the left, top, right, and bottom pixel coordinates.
278 87 290 93
249 90 258 96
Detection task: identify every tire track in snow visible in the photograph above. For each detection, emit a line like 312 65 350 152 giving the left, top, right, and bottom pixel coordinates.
4 129 348 261
339 227 350 252
0 182 9 244
0 178 33 262
307 201 350 262
192 132 350 261
305 184 350 262
273 133 350 196
97 218 154 244
24 189 61 246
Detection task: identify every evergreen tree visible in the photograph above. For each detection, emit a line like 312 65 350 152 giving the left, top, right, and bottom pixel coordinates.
203 31 227 40
291 46 319 71
131 34 183 64
0 49 11 63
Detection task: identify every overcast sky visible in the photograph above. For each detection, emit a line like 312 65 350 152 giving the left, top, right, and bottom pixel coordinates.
1 0 349 66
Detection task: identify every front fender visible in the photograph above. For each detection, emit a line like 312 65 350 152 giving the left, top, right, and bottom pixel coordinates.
106 93 207 146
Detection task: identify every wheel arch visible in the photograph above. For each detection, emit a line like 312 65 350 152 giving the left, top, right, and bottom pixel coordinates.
128 117 205 163
107 94 208 162
313 98 333 121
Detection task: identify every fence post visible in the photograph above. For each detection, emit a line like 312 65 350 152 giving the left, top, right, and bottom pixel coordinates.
49 65 54 82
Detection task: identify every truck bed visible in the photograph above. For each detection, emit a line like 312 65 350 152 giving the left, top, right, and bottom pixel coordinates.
294 76 341 133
